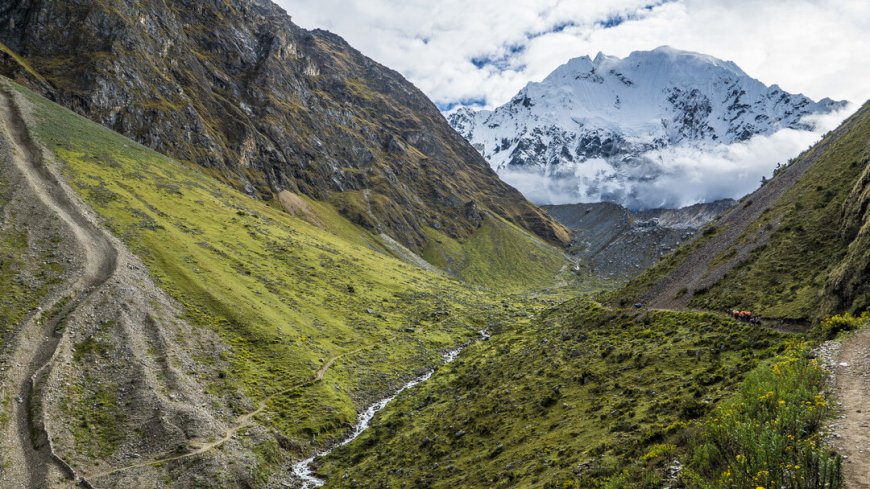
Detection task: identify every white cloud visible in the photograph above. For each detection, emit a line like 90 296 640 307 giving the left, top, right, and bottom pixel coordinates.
495 105 855 208
277 0 869 108
275 0 868 207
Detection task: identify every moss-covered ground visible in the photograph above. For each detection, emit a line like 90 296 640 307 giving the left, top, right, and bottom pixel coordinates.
421 218 579 292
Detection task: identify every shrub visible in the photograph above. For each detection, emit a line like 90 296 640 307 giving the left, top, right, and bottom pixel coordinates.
819 312 869 339
687 347 842 488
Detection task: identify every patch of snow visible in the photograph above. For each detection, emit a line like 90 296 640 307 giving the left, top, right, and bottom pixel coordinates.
448 46 847 208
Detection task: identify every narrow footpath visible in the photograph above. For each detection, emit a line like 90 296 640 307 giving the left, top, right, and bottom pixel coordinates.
830 327 870 489
0 88 117 488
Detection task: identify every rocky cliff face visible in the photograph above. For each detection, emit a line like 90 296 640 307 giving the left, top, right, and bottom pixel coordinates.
0 0 568 251
545 199 733 280
825 153 870 314
449 46 846 208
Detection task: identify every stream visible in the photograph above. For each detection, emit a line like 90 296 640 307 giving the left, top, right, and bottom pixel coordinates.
291 331 488 487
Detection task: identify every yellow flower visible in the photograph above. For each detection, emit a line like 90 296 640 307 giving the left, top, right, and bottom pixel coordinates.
737 454 747 464
778 399 786 406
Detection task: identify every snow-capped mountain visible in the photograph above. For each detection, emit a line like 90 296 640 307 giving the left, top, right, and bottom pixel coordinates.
448 46 847 208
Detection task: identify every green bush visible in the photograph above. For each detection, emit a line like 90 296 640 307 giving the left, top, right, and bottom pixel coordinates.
687 347 841 488
818 312 869 339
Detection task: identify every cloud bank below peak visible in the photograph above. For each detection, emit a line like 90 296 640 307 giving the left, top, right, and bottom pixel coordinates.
498 106 854 209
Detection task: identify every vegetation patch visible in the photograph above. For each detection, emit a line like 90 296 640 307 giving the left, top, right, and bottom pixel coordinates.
421 217 571 291
315 301 788 487
683 348 841 488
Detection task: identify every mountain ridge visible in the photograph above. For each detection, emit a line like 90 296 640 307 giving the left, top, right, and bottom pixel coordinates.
449 46 847 208
0 0 569 252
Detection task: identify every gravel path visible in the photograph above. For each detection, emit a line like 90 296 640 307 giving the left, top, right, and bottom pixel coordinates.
829 327 870 489
0 87 115 488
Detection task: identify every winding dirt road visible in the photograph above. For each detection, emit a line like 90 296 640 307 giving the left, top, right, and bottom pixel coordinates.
0 88 116 488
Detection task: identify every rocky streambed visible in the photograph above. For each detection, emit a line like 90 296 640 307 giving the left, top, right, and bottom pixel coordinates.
292 332 488 487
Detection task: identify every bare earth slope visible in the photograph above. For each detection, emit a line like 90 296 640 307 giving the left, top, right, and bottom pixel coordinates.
0 83 239 489
0 83 118 488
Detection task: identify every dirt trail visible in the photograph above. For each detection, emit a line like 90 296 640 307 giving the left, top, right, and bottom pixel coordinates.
87 347 362 481
0 88 117 488
830 327 870 488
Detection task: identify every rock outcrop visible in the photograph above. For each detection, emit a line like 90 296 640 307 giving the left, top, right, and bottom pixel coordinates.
545 200 733 280
0 0 568 251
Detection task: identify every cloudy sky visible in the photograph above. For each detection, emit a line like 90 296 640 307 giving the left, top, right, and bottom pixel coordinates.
275 0 867 207
278 0 869 110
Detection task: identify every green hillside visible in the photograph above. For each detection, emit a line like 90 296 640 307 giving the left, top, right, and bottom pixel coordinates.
314 301 792 487
2 77 569 477
616 103 870 321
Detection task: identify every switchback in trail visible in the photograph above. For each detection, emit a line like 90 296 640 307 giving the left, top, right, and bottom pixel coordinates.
0 88 117 488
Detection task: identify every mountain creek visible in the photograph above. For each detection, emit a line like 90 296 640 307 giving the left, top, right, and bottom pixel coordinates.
292 335 483 487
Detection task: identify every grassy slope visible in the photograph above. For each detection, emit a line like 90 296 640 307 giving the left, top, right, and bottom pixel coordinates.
316 301 788 487
421 217 573 291
689 107 869 319
616 104 870 321
6 77 571 469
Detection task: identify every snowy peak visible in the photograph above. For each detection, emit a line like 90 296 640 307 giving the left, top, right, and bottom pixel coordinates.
448 47 847 208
